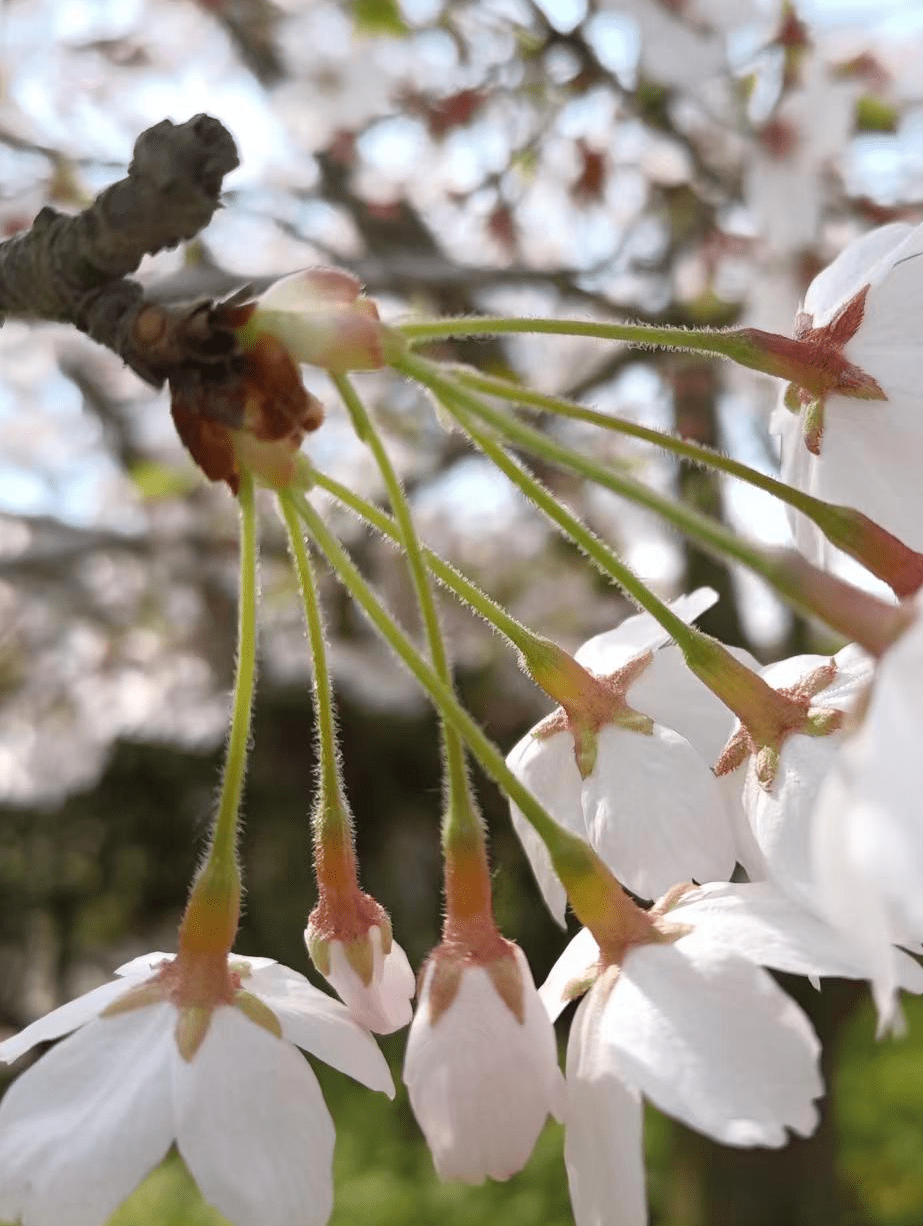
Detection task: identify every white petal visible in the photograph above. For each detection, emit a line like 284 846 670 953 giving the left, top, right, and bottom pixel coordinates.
825 643 874 701
813 784 903 1028
626 643 753 763
607 942 822 1145
756 652 832 691
229 955 279 974
113 953 277 980
742 731 844 908
575 589 717 675
539 928 601 1022
0 1004 175 1226
719 765 768 881
812 734 923 1030
324 930 415 1034
564 984 647 1226
776 404 829 566
114 951 176 978
812 395 923 553
404 949 565 1184
584 723 736 899
175 1007 335 1226
668 881 920 985
507 728 586 926
247 962 394 1096
0 977 143 1065
802 222 912 320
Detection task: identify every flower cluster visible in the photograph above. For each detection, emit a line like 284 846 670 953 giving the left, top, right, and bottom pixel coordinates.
2 203 923 1226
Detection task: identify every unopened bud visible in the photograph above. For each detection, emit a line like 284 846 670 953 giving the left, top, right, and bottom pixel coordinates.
244 267 386 372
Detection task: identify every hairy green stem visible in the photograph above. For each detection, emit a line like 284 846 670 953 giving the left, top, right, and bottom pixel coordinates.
309 467 543 653
449 366 923 598
209 472 259 871
395 352 901 655
331 373 470 831
283 489 610 904
393 353 707 651
396 314 825 388
280 495 345 819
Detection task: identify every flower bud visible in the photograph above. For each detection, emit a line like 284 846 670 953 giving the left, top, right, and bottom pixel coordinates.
306 907 415 1035
403 940 564 1184
246 267 386 372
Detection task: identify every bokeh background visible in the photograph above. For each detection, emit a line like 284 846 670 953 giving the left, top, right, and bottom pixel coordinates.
2 1 923 1223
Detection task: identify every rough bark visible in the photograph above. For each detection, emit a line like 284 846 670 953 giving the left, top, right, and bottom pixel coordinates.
0 114 239 384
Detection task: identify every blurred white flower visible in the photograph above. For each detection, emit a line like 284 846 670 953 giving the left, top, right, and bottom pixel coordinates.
774 220 923 560
508 590 739 918
0 952 394 1226
745 57 857 256
403 941 564 1184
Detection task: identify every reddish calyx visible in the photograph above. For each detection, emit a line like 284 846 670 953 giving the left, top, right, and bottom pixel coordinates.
715 659 845 788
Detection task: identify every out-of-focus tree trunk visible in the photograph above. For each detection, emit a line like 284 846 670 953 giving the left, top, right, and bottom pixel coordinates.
671 357 748 649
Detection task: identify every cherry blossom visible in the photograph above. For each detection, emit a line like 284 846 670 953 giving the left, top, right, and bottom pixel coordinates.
0 952 394 1226
542 878 921 1226
403 941 565 1184
773 220 923 561
745 56 857 257
507 590 740 918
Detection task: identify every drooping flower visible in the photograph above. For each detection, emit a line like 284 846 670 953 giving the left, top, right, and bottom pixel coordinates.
773 220 923 561
403 807 564 1185
306 901 415 1035
813 600 923 1027
542 878 918 1226
507 590 740 918
303 786 416 1036
718 643 872 906
403 937 565 1184
0 951 394 1226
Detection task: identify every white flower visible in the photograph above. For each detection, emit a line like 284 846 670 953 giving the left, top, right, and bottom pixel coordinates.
545 880 923 1225
813 603 923 1026
773 220 923 560
542 881 885 1226
508 590 739 918
403 942 565 1184
0 951 394 1226
315 925 416 1035
728 643 872 906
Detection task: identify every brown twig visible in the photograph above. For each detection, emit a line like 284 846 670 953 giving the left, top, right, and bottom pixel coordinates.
0 114 240 386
